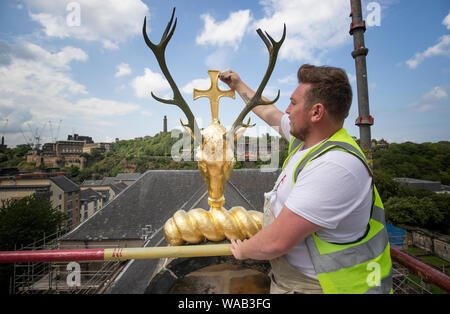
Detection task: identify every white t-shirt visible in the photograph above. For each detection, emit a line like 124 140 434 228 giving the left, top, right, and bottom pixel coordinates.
264 114 373 279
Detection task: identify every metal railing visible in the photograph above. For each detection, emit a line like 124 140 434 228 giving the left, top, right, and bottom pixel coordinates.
11 229 125 294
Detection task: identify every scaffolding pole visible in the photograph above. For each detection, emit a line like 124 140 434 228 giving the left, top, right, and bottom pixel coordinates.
350 0 374 165
0 244 232 263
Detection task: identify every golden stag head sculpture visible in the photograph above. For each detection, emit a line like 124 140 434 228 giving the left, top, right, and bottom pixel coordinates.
143 8 285 245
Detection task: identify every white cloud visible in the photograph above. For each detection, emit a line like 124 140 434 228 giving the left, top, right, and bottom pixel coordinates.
181 77 229 95
406 35 450 69
443 11 450 30
196 10 252 49
423 86 448 101
254 0 351 63
347 73 357 84
24 0 149 49
277 74 297 85
0 41 139 146
115 62 131 77
140 110 153 117
205 48 233 69
131 68 171 99
70 98 139 117
181 78 212 95
407 86 448 112
0 42 89 124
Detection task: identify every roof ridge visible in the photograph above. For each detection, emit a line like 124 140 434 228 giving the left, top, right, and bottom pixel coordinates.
227 180 257 211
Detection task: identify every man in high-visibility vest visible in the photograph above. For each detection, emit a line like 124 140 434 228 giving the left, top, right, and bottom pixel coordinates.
220 65 392 294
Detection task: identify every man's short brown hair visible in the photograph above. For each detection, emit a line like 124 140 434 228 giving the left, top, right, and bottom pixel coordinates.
297 64 352 124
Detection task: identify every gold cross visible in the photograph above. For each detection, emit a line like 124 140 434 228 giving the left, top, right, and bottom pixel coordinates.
193 70 235 123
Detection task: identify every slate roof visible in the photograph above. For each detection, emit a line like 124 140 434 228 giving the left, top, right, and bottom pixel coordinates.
81 180 103 187
60 169 280 293
101 177 116 185
115 173 141 181
394 177 445 193
80 188 101 201
62 169 279 242
49 176 79 193
110 182 128 194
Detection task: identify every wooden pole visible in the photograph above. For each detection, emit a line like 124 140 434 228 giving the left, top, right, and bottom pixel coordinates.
0 244 232 263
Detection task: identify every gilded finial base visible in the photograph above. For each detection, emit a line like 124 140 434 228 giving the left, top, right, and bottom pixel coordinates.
164 206 263 246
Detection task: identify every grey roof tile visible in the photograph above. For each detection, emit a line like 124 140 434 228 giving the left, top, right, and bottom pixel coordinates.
50 176 79 193
61 169 280 241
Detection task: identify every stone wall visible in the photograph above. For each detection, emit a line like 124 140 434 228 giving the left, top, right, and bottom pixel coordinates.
405 228 450 262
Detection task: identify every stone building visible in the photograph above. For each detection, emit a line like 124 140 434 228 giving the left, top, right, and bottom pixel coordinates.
81 177 128 204
80 188 103 223
83 142 112 154
50 175 81 229
0 136 7 152
26 140 87 169
0 173 81 230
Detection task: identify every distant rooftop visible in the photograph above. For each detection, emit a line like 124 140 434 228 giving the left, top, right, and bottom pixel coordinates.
81 173 141 187
115 173 142 181
49 176 79 193
394 177 449 193
80 188 101 201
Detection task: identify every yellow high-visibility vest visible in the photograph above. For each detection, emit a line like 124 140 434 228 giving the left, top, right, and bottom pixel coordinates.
283 128 393 294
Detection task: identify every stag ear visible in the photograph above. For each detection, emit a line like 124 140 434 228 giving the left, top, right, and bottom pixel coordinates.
234 127 247 141
180 118 195 139
233 117 255 141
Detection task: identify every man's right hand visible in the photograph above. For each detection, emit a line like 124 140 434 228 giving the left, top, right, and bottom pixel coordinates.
219 68 287 140
219 69 242 91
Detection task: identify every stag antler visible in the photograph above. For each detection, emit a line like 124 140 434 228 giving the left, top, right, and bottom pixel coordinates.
228 25 287 138
142 8 200 144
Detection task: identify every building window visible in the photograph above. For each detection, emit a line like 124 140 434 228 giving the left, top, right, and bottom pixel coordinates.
67 200 73 210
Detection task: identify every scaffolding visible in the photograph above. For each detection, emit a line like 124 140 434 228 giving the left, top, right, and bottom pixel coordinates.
11 230 125 294
8 228 449 294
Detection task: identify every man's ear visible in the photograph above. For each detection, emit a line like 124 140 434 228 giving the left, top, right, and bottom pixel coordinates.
311 103 325 122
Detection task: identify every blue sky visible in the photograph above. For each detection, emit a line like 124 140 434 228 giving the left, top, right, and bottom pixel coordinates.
0 0 449 148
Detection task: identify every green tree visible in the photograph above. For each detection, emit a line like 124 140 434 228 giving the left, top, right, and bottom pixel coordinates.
0 195 66 293
373 170 400 203
0 195 66 251
384 196 445 231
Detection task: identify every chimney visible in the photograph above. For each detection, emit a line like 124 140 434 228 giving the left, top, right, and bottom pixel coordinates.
163 115 167 133
1 136 4 145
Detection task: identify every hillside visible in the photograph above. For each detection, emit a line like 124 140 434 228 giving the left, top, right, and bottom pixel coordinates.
2 136 449 234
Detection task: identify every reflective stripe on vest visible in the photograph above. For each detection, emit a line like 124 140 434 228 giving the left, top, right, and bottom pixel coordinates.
286 128 392 294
